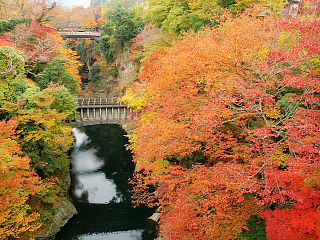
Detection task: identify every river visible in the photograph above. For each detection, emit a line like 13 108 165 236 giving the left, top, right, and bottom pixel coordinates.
55 125 157 240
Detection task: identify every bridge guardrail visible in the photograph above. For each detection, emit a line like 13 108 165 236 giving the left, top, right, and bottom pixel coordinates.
77 97 125 107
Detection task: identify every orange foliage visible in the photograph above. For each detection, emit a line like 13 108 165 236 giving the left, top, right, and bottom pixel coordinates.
158 165 261 240
0 120 44 239
130 14 270 165
125 9 320 240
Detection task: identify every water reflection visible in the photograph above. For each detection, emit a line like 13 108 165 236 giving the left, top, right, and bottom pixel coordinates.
74 173 122 204
78 230 144 240
72 149 104 173
72 129 122 204
55 125 157 240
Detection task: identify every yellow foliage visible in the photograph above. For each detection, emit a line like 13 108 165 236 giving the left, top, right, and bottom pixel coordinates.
277 31 300 50
234 0 287 12
0 209 42 239
121 87 150 110
56 46 82 90
264 105 284 119
24 78 39 87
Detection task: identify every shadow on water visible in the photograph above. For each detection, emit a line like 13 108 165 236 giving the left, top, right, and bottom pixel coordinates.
55 124 157 240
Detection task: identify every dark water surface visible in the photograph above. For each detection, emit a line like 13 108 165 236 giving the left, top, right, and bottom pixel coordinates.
55 125 157 240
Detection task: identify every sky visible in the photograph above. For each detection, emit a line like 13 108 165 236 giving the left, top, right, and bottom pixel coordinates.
57 0 91 8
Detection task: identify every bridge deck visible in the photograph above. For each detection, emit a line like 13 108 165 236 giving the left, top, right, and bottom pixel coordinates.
60 31 101 38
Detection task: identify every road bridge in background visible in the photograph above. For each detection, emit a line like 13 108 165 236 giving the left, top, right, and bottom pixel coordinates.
60 31 101 39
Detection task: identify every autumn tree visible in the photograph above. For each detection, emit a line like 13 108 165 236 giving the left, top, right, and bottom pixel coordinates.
0 46 26 103
143 0 288 34
100 4 142 61
258 12 320 240
130 23 178 62
0 0 56 23
0 18 82 91
125 13 272 239
0 18 31 34
124 5 320 239
0 36 77 238
50 6 104 31
35 57 80 93
0 120 44 239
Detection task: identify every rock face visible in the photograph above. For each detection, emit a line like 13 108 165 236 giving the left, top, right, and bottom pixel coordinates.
92 48 139 97
37 199 77 240
115 49 139 91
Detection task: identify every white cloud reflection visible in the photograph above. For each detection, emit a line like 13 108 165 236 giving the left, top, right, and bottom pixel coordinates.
74 173 122 204
78 230 144 240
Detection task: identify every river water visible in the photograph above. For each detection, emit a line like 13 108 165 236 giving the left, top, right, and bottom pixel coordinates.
55 125 157 240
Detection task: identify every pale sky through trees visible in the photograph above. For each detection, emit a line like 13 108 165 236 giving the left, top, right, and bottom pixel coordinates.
57 0 91 8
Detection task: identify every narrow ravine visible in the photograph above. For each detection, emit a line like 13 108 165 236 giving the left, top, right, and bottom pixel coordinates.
55 125 157 240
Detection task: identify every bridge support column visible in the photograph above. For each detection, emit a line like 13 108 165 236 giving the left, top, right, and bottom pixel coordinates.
129 108 133 120
80 108 83 119
93 108 96 119
111 107 114 120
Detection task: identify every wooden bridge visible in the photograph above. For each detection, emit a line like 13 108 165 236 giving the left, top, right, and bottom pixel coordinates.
75 97 135 127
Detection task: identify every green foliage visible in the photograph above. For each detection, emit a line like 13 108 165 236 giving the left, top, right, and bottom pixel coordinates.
1 83 77 176
230 0 286 13
234 215 267 240
0 46 25 83
35 58 78 94
144 0 221 34
277 93 299 115
144 0 287 34
48 85 78 119
104 5 142 44
90 64 102 82
165 150 207 168
0 18 32 35
0 46 26 103
108 65 119 78
20 84 77 119
20 120 72 176
75 39 99 66
101 4 142 61
75 40 88 63
100 35 114 62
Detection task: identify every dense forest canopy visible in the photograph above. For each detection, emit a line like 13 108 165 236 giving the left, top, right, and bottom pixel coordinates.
0 1 79 239
123 0 320 240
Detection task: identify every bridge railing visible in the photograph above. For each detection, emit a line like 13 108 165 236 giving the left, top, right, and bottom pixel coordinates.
77 97 126 107
60 31 101 38
75 97 135 126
